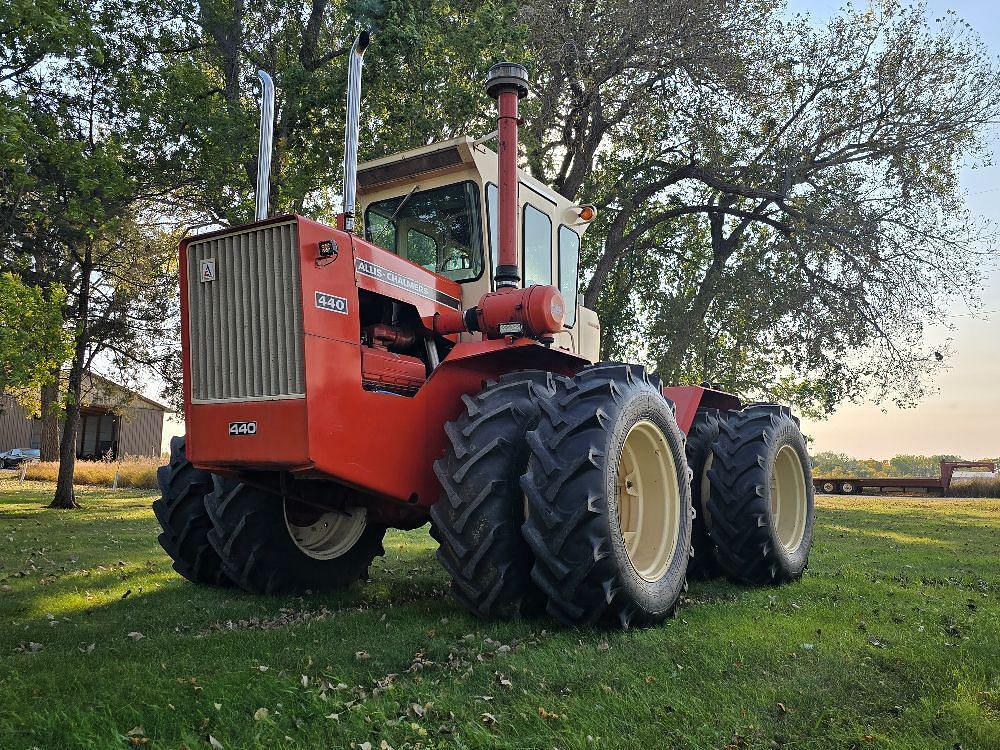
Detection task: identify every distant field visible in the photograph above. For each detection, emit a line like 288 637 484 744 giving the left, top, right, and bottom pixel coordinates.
1 480 998 749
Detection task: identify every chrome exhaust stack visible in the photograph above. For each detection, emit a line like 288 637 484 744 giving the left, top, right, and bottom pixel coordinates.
255 70 275 221
342 31 370 234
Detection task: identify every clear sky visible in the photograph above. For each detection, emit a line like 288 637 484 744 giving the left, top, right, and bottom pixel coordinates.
788 0 1000 459
162 1 1000 459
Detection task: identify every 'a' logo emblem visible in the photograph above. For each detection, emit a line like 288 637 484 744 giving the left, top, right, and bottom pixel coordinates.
200 258 216 283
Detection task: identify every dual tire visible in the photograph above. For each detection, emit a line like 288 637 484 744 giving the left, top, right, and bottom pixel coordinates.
154 438 385 594
432 365 693 626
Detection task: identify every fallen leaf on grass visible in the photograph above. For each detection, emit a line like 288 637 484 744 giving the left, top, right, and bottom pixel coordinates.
538 707 562 720
16 641 43 653
207 735 224 749
127 631 144 641
355 651 370 661
481 712 498 726
125 726 149 746
78 643 96 653
253 707 269 721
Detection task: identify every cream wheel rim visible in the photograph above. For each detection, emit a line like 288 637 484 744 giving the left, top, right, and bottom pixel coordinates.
822 481 835 493
284 501 367 560
771 445 807 552
615 420 681 582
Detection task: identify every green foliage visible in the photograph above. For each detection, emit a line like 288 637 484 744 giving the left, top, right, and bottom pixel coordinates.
0 273 71 409
810 452 1000 479
150 0 523 224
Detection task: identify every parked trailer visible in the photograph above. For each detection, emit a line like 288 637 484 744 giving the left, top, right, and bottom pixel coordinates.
814 461 996 496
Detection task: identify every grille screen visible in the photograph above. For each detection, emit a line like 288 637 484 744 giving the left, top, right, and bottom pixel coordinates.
186 222 305 403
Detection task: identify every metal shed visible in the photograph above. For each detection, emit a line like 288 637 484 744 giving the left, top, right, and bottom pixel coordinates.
0 372 168 459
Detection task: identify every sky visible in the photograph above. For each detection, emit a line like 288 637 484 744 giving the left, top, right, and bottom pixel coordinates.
788 0 1000 459
162 0 1000 460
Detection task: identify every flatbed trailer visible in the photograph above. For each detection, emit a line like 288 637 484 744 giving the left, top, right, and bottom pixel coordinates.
814 461 996 496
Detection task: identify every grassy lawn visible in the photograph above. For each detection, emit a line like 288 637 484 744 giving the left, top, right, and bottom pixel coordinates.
1 478 998 750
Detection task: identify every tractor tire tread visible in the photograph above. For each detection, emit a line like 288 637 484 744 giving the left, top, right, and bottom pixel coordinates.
430 370 562 619
152 436 232 587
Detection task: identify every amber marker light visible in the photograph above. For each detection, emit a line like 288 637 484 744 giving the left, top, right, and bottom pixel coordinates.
577 204 597 222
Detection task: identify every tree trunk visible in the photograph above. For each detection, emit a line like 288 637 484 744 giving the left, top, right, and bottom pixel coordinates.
51 386 81 509
39 374 60 461
51 244 92 509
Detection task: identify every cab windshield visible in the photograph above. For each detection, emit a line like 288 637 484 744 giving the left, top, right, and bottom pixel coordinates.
364 181 483 282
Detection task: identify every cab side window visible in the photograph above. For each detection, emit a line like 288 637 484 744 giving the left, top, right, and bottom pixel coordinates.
558 226 580 327
523 204 552 287
486 183 499 280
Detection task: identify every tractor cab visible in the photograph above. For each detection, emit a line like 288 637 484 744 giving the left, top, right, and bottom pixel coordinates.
356 136 601 361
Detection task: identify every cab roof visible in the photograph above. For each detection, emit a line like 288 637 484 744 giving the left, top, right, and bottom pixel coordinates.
357 135 566 209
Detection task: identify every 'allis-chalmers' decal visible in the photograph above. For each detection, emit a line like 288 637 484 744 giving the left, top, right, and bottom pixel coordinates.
354 258 461 310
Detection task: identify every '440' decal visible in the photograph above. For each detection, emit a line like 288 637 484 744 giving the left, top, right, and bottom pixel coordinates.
229 421 257 436
315 291 349 314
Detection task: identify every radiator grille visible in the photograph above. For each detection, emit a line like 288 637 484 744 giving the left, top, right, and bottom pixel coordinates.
186 222 305 403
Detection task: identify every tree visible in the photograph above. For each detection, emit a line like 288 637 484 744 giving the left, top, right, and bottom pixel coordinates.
525 0 1000 416
0 273 70 410
1 0 183 507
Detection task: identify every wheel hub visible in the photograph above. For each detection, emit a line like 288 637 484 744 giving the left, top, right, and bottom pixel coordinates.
770 445 807 552
284 500 367 560
615 420 681 582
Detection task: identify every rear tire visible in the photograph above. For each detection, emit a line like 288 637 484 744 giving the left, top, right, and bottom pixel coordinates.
153 436 232 587
685 409 726 580
707 405 814 585
820 480 836 494
521 363 692 628
430 371 561 619
205 480 386 595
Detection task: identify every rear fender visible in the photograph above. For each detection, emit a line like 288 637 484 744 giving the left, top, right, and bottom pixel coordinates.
663 385 742 435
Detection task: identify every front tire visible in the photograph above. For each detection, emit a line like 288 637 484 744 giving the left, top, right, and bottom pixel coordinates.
205 480 386 595
521 364 692 628
707 405 814 584
430 371 560 619
153 436 232 587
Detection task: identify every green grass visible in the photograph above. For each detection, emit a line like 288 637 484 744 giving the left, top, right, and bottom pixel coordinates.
1 479 998 750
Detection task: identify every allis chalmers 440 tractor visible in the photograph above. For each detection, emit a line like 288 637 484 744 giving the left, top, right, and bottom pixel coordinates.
155 35 815 628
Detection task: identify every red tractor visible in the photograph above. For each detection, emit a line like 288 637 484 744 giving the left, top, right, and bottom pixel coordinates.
155 35 815 627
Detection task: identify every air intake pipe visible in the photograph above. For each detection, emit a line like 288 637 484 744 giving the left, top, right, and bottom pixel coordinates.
343 31 370 234
255 71 275 221
485 62 529 288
